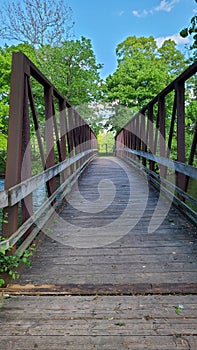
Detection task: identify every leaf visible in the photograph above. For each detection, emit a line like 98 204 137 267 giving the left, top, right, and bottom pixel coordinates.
115 322 125 327
180 28 188 38
0 279 5 287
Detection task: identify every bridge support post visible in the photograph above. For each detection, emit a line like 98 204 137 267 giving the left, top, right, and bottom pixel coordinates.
3 53 33 239
176 81 186 193
158 96 166 179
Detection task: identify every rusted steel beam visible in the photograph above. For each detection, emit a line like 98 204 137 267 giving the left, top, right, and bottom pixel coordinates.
158 96 166 178
189 121 197 168
27 78 46 169
44 86 56 196
59 100 68 181
59 100 67 161
116 61 196 216
3 53 30 238
167 91 177 158
2 51 97 248
21 75 33 230
154 113 159 162
148 104 155 172
140 113 146 167
176 81 186 192
52 100 62 163
185 121 197 193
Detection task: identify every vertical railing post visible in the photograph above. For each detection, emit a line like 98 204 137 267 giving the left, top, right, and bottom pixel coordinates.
185 122 197 192
167 91 177 158
67 107 75 174
59 99 67 162
44 86 56 196
158 95 166 178
21 75 33 230
141 112 146 167
128 122 132 160
3 53 31 238
176 81 186 191
148 104 155 172
79 117 84 167
59 99 68 181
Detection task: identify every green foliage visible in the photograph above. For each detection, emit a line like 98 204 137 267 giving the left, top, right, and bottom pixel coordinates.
0 150 6 174
37 37 103 105
0 239 35 287
97 130 115 154
104 36 187 132
0 134 7 150
180 0 197 49
0 39 103 139
158 40 187 79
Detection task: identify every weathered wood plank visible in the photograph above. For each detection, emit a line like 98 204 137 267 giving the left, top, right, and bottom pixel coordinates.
0 295 197 349
1 157 197 349
1 335 196 350
2 283 197 295
6 156 195 290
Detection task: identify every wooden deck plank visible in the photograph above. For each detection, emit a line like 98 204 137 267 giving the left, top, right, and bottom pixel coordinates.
13 157 197 289
1 157 197 349
0 295 197 349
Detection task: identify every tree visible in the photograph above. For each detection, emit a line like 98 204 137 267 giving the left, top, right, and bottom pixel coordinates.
0 0 74 47
105 37 166 108
103 36 187 132
116 36 157 63
180 0 197 49
0 40 103 140
158 39 187 79
38 37 103 105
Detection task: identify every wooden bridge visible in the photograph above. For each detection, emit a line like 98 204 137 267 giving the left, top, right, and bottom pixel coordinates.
0 53 197 349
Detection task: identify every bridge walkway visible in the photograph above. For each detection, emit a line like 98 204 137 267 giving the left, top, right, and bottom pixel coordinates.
0 157 197 349
9 156 197 291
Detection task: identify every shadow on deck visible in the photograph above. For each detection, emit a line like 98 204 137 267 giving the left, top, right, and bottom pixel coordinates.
11 156 197 292
0 157 197 350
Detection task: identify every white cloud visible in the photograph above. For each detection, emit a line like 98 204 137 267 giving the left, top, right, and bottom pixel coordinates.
118 10 125 16
193 9 197 14
132 0 179 18
155 33 190 47
132 10 140 17
132 9 153 18
155 0 180 13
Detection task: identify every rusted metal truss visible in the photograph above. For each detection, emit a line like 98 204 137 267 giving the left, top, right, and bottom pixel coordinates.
2 52 97 247
116 62 197 221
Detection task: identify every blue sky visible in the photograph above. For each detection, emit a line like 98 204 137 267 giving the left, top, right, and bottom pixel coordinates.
0 0 196 78
68 0 196 77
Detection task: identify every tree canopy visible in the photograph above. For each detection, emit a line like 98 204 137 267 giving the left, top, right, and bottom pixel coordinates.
0 0 74 47
0 39 103 141
103 36 187 132
37 37 103 105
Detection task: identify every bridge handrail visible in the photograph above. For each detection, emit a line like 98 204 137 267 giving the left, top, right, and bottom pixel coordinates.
0 149 97 209
115 61 197 222
1 52 98 252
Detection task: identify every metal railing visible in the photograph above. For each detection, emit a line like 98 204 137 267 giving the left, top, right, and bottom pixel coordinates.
116 61 197 223
0 52 97 253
